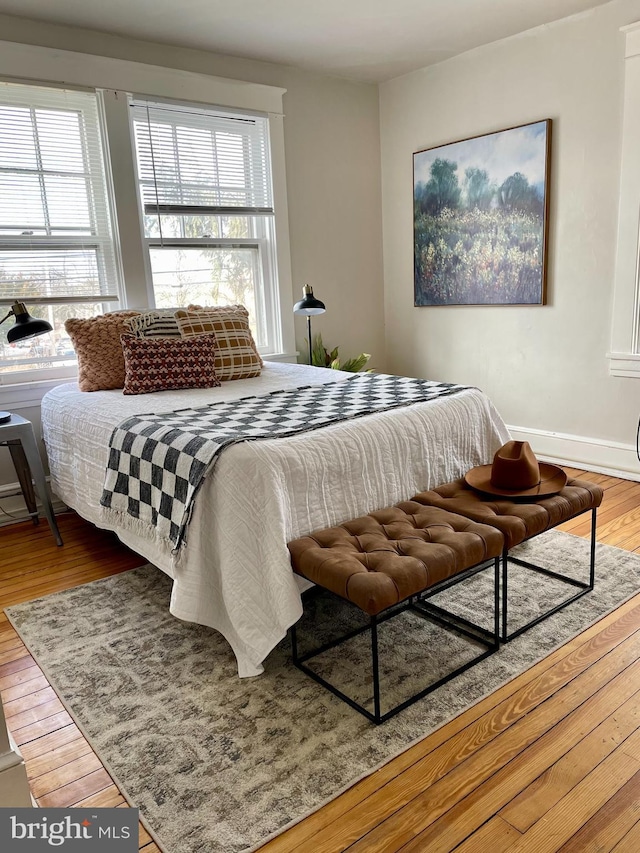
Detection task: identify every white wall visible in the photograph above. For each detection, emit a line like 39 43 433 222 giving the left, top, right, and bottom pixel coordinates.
380 0 640 475
0 14 385 493
4 1 640 499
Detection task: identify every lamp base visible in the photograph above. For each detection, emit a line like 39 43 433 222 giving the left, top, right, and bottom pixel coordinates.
0 412 11 423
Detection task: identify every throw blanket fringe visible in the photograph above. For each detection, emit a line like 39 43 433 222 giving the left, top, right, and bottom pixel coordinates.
100 373 470 549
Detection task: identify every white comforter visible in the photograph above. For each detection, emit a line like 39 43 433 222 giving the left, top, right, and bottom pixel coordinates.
42 362 510 676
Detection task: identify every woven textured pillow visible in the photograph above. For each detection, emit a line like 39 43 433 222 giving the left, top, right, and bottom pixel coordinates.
120 334 221 395
65 311 140 392
175 308 262 381
123 310 181 338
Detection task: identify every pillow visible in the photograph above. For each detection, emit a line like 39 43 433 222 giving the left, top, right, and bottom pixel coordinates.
120 334 221 395
65 311 140 392
123 310 181 338
187 302 249 316
186 304 263 366
175 308 262 381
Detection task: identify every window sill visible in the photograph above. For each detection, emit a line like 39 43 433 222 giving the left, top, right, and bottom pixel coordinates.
607 351 640 378
0 355 301 410
263 352 299 364
0 375 77 412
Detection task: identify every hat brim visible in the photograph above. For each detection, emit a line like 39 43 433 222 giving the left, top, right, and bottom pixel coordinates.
464 462 568 498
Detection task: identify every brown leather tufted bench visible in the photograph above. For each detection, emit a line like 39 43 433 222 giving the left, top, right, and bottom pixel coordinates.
411 478 603 641
288 502 504 724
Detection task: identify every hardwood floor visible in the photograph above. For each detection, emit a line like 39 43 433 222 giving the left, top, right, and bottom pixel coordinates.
0 468 639 853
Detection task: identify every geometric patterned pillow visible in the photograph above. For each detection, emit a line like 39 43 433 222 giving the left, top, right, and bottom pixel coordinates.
120 334 221 395
64 311 141 392
175 308 262 382
186 303 263 366
123 310 181 338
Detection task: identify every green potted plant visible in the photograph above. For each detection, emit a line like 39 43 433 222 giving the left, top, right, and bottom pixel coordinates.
310 333 371 372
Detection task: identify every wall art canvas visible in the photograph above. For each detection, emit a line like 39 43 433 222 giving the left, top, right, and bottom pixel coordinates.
413 119 551 306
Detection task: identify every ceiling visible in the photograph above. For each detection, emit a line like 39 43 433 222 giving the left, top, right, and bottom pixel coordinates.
0 0 612 83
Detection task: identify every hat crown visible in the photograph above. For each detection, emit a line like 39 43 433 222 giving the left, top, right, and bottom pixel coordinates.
490 440 540 491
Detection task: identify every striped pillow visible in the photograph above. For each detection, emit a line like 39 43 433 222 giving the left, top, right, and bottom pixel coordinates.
123 310 181 338
175 308 262 381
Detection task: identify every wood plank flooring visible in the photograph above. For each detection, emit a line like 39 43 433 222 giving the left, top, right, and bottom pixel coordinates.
0 468 639 852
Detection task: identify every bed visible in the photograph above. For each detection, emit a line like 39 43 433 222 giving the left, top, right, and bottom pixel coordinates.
41 361 510 677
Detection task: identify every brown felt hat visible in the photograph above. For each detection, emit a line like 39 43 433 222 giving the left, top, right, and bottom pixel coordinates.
464 440 567 498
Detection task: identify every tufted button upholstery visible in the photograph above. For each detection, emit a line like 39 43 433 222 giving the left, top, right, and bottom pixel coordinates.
288 504 503 616
410 478 603 550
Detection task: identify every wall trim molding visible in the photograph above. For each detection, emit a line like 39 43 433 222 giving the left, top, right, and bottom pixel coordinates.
1 426 637 527
508 424 639 481
0 377 71 412
609 22 640 366
622 20 640 58
0 479 66 528
607 350 640 378
0 39 286 114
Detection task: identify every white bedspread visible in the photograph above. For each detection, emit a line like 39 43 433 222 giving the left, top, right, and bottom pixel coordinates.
42 362 510 677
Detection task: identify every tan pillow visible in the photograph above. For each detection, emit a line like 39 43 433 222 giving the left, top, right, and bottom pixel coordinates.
186 304 263 366
175 308 262 381
65 311 140 392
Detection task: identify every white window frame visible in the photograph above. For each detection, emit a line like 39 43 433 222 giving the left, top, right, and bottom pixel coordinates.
129 97 282 354
0 39 296 398
609 22 640 378
0 82 122 385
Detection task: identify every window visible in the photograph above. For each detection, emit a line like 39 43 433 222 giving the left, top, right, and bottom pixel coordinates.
0 50 294 394
130 99 280 353
0 81 120 381
610 21 640 377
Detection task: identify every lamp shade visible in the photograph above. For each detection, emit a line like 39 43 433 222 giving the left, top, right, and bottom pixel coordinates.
2 301 53 343
293 285 325 316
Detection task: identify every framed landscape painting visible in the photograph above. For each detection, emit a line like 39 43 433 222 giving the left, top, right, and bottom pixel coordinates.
413 119 551 306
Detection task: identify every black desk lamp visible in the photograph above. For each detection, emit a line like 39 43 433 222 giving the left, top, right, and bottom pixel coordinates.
1 301 53 343
0 301 53 421
293 285 326 365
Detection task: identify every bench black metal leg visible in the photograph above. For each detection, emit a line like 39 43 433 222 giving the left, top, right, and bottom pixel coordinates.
501 507 597 642
291 556 501 724
502 548 508 642
371 617 381 723
495 552 501 642
590 506 597 588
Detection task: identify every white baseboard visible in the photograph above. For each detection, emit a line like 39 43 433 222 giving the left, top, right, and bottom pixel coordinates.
1 428 637 529
0 480 66 527
0 732 33 808
508 424 640 481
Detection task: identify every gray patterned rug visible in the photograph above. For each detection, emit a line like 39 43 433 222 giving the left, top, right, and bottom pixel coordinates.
6 531 640 853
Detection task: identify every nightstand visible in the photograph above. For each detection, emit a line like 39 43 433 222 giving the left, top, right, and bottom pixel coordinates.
0 413 63 546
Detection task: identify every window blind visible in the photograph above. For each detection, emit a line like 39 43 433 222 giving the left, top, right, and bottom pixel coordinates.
0 249 107 302
0 81 118 304
130 99 274 218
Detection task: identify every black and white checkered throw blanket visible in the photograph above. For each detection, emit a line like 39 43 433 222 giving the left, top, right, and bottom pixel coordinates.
100 373 469 548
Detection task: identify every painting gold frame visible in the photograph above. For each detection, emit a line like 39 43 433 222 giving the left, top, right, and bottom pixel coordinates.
413 119 551 306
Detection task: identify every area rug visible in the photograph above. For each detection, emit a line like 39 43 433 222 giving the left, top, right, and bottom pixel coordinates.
6 531 640 853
